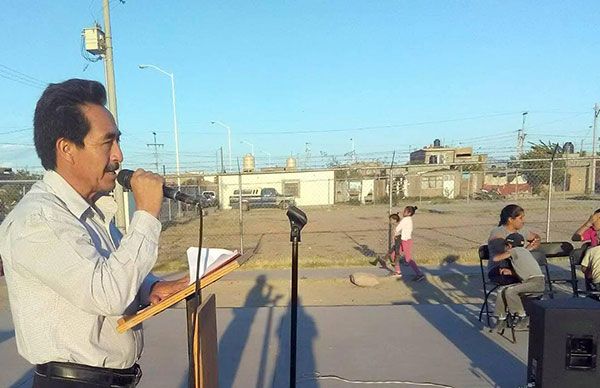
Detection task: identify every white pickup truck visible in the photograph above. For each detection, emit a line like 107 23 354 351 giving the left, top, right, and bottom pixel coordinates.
229 187 295 210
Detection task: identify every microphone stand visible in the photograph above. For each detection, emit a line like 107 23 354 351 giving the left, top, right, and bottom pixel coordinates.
187 202 204 388
286 206 307 388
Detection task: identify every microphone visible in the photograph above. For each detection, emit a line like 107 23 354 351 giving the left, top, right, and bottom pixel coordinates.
117 169 200 206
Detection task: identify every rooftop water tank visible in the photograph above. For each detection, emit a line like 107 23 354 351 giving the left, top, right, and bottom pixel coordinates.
286 157 297 171
243 154 255 172
563 142 574 154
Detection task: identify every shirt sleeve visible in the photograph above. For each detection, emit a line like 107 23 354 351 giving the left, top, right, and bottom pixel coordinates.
581 228 595 242
138 273 161 306
396 218 408 236
581 246 598 268
394 222 402 237
10 209 161 316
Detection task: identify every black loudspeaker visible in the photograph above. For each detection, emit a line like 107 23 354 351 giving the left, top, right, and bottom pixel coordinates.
527 298 600 387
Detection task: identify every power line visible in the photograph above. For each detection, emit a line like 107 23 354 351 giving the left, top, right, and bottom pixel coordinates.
180 112 524 135
0 64 46 85
0 64 46 89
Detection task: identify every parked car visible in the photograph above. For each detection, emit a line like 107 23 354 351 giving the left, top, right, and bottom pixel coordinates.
201 191 218 207
229 187 295 210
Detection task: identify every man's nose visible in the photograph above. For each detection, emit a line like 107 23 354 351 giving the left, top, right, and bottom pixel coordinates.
112 141 123 162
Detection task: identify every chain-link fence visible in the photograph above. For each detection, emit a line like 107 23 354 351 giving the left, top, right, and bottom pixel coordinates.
2 156 599 272
0 180 37 223
148 155 600 271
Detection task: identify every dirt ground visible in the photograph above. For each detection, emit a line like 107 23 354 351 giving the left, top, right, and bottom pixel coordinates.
0 198 584 320
201 271 486 308
154 198 593 273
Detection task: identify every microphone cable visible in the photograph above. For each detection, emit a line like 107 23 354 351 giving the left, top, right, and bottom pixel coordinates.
298 372 454 387
191 203 204 387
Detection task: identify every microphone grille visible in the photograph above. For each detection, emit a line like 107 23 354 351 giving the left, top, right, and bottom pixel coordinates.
116 169 134 189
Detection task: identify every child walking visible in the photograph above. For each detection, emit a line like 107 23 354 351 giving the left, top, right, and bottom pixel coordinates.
392 206 425 281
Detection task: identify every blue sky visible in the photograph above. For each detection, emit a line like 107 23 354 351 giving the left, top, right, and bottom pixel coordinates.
1 1 599 173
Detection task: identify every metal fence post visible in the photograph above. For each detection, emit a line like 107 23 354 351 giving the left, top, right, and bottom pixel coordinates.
237 158 244 254
515 166 519 199
545 145 560 241
467 172 471 203
388 151 395 251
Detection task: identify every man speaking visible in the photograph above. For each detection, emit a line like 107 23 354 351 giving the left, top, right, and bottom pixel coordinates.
0 79 187 387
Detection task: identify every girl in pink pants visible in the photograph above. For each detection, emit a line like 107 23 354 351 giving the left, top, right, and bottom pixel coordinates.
394 206 425 281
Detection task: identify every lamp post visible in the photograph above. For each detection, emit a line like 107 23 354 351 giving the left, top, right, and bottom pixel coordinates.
138 64 181 196
211 121 232 172
241 140 254 156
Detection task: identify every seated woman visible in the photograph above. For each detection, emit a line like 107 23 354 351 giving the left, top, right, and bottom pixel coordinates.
581 247 600 296
572 208 600 247
572 209 600 291
488 204 541 331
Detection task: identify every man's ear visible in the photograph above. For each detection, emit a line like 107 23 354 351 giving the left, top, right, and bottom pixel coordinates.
56 137 75 165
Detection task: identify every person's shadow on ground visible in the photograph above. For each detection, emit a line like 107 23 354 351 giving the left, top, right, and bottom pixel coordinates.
271 297 318 388
217 275 283 388
398 265 528 386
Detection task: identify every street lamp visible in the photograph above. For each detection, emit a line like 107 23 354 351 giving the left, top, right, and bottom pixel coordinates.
138 64 181 194
240 140 254 156
211 121 232 172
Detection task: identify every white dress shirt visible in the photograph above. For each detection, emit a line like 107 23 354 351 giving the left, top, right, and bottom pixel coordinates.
0 170 161 368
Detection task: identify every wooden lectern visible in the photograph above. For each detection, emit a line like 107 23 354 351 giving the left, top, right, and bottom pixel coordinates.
117 253 246 387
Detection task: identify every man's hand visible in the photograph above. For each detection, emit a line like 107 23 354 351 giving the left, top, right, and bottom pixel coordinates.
499 268 513 276
149 275 190 305
130 169 164 218
526 234 541 250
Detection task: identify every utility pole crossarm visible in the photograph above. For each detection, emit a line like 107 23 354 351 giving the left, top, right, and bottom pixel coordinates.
147 131 164 172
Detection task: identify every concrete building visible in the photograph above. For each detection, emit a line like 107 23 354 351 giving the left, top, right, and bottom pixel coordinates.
409 140 487 166
398 140 489 199
217 169 335 209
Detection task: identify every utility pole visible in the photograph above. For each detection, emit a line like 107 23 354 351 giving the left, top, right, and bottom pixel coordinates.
305 142 311 169
147 131 164 172
82 0 126 231
102 0 127 231
517 111 528 157
219 147 225 173
592 104 600 194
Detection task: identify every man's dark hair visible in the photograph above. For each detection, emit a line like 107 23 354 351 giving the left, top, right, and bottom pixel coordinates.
389 213 400 222
34 79 107 170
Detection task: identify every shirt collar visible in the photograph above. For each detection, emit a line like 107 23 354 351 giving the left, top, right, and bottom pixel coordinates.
93 195 118 223
43 170 119 222
43 170 91 219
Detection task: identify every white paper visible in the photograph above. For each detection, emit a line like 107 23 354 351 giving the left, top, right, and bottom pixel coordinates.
186 247 238 284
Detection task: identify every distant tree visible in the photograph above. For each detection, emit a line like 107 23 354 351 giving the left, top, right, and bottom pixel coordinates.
0 169 42 209
454 163 483 172
514 141 565 194
320 151 341 168
182 177 198 186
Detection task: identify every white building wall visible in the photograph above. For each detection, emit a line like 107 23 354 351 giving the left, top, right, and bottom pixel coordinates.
361 179 374 203
217 170 335 209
